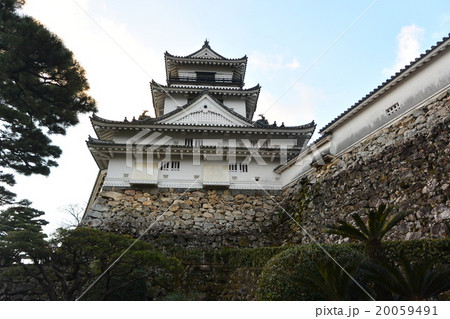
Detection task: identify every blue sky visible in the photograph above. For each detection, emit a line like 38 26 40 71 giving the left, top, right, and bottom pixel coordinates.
12 0 450 233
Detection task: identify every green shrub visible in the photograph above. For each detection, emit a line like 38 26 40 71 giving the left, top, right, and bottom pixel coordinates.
383 239 450 264
256 239 450 301
256 244 364 300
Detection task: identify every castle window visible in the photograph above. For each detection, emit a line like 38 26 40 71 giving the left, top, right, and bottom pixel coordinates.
196 71 215 82
229 163 248 173
185 138 202 147
194 139 203 147
171 161 180 171
385 102 400 116
161 161 180 171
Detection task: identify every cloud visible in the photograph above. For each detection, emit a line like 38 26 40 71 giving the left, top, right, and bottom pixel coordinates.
249 51 284 70
249 51 300 71
286 58 300 70
257 84 323 127
382 25 424 76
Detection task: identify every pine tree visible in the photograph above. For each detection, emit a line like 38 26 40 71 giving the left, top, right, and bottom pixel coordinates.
0 0 96 203
0 200 49 267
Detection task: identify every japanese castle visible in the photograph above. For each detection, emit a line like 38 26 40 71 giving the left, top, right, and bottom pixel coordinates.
87 41 315 197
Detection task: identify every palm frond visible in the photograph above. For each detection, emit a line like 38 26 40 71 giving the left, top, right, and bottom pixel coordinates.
364 256 450 300
351 213 369 237
381 210 412 237
325 220 367 242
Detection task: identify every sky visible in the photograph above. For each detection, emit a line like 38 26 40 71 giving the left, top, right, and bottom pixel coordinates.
10 0 450 234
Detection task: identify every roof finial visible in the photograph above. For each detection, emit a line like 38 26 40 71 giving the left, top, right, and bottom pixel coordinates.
204 38 210 47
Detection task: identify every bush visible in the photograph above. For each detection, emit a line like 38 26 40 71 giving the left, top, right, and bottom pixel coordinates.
256 244 364 300
256 239 450 301
383 239 450 264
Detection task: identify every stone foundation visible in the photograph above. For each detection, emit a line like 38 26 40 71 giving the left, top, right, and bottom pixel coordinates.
282 90 450 244
82 189 283 248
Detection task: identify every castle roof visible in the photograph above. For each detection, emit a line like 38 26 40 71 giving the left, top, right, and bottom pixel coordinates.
90 107 316 141
87 135 313 170
164 40 247 87
150 80 260 119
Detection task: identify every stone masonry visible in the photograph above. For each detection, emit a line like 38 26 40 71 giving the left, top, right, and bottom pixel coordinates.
282 89 450 244
82 189 283 248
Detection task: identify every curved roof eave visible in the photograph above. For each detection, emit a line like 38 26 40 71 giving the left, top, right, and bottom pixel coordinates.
150 79 260 93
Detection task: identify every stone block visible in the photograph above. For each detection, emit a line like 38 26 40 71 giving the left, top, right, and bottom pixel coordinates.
88 210 102 218
102 191 124 201
91 204 108 212
223 195 234 202
87 219 102 227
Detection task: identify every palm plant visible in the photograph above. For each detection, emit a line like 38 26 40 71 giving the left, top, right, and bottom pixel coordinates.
325 204 412 261
306 256 369 300
363 256 450 300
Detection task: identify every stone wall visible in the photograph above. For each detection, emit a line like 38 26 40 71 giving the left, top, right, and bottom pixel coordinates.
83 90 449 248
0 272 46 301
281 90 450 244
82 189 283 248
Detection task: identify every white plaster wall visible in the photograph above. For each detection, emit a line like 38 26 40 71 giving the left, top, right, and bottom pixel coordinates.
223 97 246 117
106 155 132 179
164 96 187 114
104 152 282 189
331 51 450 155
157 156 202 181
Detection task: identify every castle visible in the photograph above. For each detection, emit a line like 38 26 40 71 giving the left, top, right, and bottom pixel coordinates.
82 36 450 248
86 40 315 200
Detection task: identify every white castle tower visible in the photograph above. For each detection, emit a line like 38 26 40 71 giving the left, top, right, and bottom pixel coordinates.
86 41 315 207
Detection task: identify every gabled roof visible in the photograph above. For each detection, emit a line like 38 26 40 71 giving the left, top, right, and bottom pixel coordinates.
165 40 246 61
185 39 226 59
90 112 315 132
155 91 253 127
150 80 260 119
164 40 248 86
320 33 450 134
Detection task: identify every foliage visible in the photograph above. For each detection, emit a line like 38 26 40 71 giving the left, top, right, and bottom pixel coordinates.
325 204 412 260
307 256 367 301
256 244 365 300
0 210 183 300
0 201 49 267
0 0 96 204
53 228 183 301
170 246 288 268
382 239 450 264
362 256 450 300
256 240 450 301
